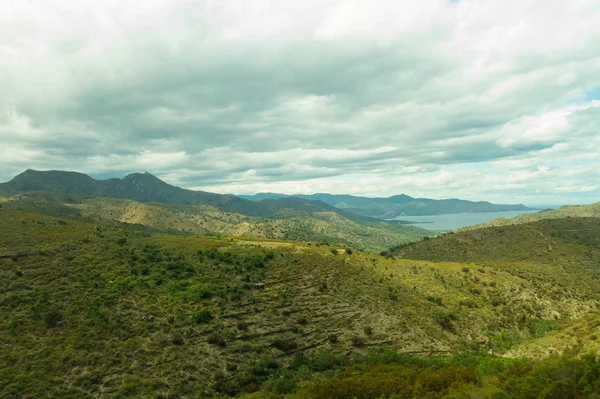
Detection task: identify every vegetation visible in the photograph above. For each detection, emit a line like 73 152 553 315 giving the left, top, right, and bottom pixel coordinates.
3 204 600 397
1 192 434 252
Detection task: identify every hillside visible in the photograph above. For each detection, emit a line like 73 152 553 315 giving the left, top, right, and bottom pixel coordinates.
0 192 433 253
384 217 600 263
0 170 369 221
457 201 600 232
3 209 600 397
239 192 531 218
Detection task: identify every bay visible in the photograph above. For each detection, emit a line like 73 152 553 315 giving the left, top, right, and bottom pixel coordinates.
390 210 541 231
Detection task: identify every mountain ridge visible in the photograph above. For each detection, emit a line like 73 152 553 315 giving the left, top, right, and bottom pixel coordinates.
0 170 374 222
238 191 532 218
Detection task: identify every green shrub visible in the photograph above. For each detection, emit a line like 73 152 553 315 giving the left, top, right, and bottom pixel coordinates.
272 338 297 352
191 309 213 324
426 295 443 306
207 332 226 347
312 351 343 371
273 377 296 394
432 309 456 330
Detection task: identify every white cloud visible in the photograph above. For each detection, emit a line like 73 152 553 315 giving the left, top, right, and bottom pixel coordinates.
1 0 600 205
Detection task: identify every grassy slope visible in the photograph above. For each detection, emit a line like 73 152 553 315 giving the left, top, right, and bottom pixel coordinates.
3 209 600 397
385 217 600 359
0 193 433 253
457 201 600 232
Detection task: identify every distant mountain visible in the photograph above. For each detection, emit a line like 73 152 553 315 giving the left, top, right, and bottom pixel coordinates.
238 192 531 218
0 170 367 221
456 202 600 232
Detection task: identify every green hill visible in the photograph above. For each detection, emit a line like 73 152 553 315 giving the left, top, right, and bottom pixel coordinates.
384 217 600 263
3 208 600 398
0 192 433 253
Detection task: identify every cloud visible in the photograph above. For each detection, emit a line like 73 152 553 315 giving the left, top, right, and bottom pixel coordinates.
1 0 600 205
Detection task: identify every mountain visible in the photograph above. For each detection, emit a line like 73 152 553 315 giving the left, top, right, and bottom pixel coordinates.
456 201 600 232
239 192 531 218
0 170 372 221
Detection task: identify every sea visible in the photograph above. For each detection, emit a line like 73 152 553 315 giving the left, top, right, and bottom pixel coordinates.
390 210 542 231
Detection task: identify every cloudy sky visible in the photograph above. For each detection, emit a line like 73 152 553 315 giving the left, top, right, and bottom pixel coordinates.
1 0 600 205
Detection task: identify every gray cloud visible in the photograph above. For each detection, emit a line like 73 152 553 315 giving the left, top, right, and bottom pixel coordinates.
1 0 600 204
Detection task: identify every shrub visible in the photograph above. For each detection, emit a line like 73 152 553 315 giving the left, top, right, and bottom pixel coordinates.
172 332 185 346
432 309 456 331
207 332 226 347
272 338 297 352
290 354 309 370
191 309 213 324
44 310 62 328
426 295 443 306
312 351 342 371
273 377 296 394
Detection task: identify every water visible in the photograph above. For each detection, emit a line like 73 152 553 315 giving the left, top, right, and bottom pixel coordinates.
390 210 540 231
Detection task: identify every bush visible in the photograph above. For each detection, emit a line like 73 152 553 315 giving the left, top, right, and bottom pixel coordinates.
290 354 309 370
171 332 185 345
426 295 443 306
44 310 62 328
191 309 213 324
207 332 226 347
493 354 600 399
272 338 297 352
273 377 296 394
312 351 342 371
432 309 456 331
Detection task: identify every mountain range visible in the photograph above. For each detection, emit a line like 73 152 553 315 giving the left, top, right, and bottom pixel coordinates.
0 170 434 252
1 170 531 221
0 170 367 221
239 192 531 218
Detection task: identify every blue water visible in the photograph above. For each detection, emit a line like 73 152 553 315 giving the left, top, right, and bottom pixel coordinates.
391 210 540 231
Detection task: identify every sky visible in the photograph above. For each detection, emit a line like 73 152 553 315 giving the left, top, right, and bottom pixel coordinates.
1 0 600 206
